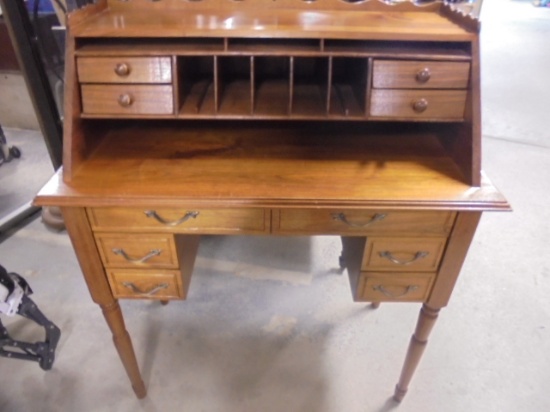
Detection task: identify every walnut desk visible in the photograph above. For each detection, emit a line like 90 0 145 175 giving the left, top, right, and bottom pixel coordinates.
35 0 510 402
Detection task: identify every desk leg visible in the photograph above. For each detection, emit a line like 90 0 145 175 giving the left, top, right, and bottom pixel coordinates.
394 304 440 402
61 207 146 399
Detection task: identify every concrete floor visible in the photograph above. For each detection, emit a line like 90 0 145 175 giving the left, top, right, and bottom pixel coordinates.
0 1 549 411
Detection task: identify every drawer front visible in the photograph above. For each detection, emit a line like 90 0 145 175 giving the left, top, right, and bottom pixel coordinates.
81 85 174 115
358 272 434 302
370 89 466 120
87 207 268 233
107 269 183 300
362 237 446 271
372 60 470 89
275 209 455 235
95 233 178 269
77 57 172 84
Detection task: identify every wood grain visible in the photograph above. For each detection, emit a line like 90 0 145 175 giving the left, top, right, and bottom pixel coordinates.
370 89 467 120
77 57 172 84
372 60 470 89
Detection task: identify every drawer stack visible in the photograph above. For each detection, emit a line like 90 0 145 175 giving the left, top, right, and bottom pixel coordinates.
87 207 268 300
370 60 470 120
275 209 456 303
77 56 174 116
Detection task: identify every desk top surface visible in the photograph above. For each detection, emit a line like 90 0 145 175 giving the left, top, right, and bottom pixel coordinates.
36 122 508 211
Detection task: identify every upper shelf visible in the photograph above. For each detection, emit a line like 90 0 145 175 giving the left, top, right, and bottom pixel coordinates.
69 0 479 41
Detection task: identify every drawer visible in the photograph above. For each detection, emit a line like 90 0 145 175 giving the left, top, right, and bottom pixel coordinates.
81 85 174 116
77 57 172 84
362 237 446 271
369 90 467 120
95 233 178 269
357 272 434 302
372 60 470 89
87 207 268 233
275 209 455 235
107 269 184 300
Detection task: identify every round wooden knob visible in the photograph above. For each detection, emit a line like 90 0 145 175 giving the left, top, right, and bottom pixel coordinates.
114 63 131 77
118 93 133 107
415 68 431 84
412 98 428 113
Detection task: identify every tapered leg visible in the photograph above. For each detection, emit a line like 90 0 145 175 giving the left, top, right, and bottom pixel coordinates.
61 207 146 399
394 304 440 402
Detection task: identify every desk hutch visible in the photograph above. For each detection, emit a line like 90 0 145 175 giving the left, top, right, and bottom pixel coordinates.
35 0 510 402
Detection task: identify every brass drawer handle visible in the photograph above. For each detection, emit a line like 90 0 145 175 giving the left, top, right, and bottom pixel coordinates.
144 210 200 226
331 212 386 228
114 63 131 77
412 98 428 113
415 68 431 84
118 93 133 107
373 285 419 299
112 248 161 263
379 251 429 265
122 282 168 297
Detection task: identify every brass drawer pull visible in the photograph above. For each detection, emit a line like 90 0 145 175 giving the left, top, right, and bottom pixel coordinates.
118 93 133 107
415 68 431 84
373 285 419 299
144 210 200 226
112 248 161 263
114 62 131 77
331 212 386 228
379 251 429 265
122 282 168 297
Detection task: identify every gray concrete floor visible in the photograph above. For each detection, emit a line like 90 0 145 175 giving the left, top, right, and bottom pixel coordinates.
0 1 549 411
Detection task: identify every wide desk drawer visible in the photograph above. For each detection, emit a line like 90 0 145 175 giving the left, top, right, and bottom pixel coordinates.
357 272 435 302
81 85 174 116
369 89 467 120
372 60 470 89
275 209 455 235
95 233 178 269
107 269 184 300
362 237 446 272
77 57 172 84
88 207 268 233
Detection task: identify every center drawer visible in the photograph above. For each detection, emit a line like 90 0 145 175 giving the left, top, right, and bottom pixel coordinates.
87 207 268 234
274 209 455 235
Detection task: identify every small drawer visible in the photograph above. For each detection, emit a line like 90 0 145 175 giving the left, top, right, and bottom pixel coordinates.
357 272 434 302
77 57 172 84
369 89 467 120
107 269 184 300
275 209 455 235
81 85 174 116
95 233 178 269
362 237 446 272
87 207 268 234
372 60 470 89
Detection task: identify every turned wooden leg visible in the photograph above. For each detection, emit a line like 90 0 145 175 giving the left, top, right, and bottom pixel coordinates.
394 304 440 402
102 301 147 398
61 207 147 399
371 302 381 309
160 300 169 306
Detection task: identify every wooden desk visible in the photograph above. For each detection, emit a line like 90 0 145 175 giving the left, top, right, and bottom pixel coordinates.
35 0 509 402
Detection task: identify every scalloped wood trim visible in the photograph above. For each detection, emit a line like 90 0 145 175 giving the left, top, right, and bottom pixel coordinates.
68 0 108 27
105 0 443 12
440 2 480 33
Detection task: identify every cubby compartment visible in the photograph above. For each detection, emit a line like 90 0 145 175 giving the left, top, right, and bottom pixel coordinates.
291 57 329 116
253 56 291 116
217 56 253 115
329 57 368 117
178 56 216 115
